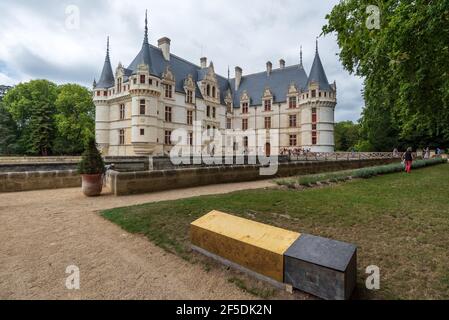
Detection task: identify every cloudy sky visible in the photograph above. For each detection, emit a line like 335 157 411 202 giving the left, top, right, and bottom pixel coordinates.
0 0 364 122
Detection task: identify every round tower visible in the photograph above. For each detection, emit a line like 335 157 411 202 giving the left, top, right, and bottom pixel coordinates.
300 40 336 152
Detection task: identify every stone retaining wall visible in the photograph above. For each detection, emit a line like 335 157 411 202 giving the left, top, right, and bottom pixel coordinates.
0 170 81 193
108 158 398 196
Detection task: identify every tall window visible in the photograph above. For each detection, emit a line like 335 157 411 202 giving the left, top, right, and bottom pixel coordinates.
119 129 125 145
186 90 193 104
165 130 172 145
311 90 316 98
212 86 216 98
312 107 317 123
140 74 145 84
164 84 173 98
289 96 297 109
188 132 193 146
289 135 297 147
165 106 172 122
212 107 216 119
264 117 271 129
243 136 249 148
117 78 122 93
206 84 211 96
120 104 125 120
206 106 211 118
226 102 232 114
289 114 297 128
226 118 232 129
242 102 249 114
242 118 248 131
140 99 146 115
312 107 317 145
187 110 193 125
264 99 271 112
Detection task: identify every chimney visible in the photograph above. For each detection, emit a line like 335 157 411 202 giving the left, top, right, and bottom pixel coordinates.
200 57 207 68
235 66 242 90
158 37 171 61
266 61 272 76
279 59 285 69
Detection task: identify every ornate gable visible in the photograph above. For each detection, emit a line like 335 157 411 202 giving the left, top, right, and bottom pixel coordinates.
240 90 250 102
262 87 273 99
184 74 195 89
162 66 175 83
288 83 298 95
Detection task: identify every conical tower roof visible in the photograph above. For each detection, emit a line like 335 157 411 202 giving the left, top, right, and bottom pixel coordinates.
128 10 152 73
307 40 331 90
96 37 115 88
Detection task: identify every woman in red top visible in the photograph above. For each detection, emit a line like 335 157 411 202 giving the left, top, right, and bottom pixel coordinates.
402 147 414 173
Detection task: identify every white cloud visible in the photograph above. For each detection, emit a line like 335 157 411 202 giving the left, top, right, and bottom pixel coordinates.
0 0 364 121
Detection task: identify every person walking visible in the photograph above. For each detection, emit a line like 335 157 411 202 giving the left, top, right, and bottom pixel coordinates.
402 147 414 173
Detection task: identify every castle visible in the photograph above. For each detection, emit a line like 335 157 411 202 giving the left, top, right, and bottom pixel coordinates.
94 12 336 157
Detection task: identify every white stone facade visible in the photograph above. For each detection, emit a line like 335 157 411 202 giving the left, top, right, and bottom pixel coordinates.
94 20 336 157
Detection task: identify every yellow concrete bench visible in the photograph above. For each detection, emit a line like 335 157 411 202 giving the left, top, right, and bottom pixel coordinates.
190 210 300 282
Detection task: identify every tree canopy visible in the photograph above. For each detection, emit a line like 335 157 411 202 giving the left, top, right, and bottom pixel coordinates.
1 80 95 156
323 0 449 151
334 121 360 151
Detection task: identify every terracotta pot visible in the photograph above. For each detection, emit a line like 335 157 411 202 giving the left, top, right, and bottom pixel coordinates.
81 174 103 197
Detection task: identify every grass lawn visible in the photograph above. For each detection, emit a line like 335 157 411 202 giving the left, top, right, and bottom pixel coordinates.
102 163 449 300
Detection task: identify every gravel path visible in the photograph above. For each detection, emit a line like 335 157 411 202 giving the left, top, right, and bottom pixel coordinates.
0 180 275 300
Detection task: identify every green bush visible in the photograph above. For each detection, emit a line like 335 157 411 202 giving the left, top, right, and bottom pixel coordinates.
276 158 446 188
77 137 105 175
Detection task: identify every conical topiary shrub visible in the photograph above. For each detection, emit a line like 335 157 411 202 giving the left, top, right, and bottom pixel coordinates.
78 137 105 196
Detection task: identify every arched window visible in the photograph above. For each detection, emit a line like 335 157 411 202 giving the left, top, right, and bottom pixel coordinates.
212 86 216 98
206 84 211 96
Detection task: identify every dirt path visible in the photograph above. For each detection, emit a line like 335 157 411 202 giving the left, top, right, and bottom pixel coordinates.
0 180 275 300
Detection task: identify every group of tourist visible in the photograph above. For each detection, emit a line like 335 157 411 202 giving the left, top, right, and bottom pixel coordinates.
279 148 312 157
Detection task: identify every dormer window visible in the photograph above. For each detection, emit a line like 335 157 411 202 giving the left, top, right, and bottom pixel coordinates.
164 84 173 98
264 99 272 112
212 86 216 98
140 75 146 84
206 84 211 96
289 96 297 109
226 102 232 114
311 90 316 98
186 90 193 104
242 102 249 114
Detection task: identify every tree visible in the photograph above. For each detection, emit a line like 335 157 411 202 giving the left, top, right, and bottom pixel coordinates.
323 0 449 151
2 80 58 155
0 102 20 155
54 84 95 155
2 80 96 156
334 121 360 151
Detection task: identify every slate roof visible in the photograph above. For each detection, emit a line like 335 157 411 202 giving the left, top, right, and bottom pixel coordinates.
97 14 332 107
96 37 115 89
229 64 308 107
307 45 331 91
